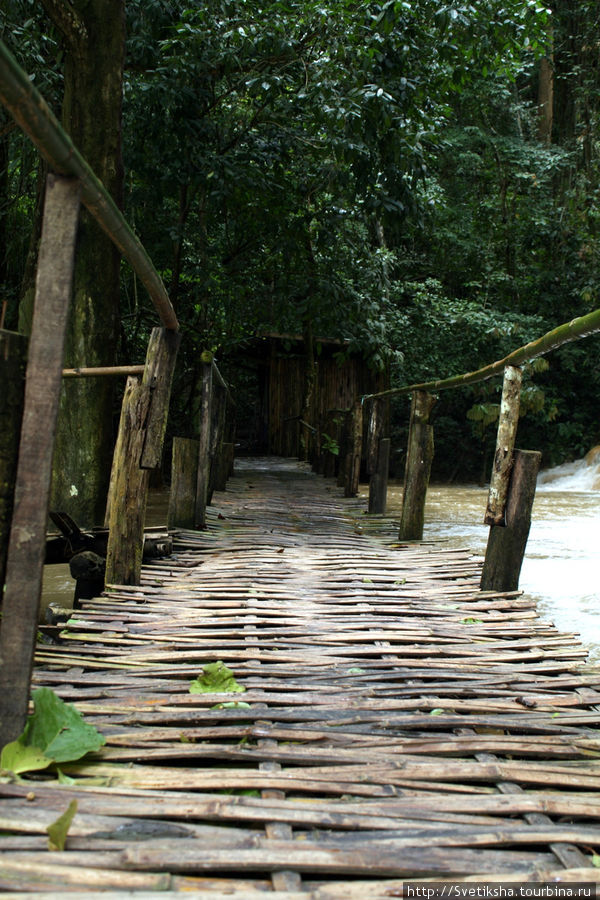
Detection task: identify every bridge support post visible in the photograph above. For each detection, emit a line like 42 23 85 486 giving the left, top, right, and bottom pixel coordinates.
0 330 27 593
0 174 80 745
398 390 436 541
105 377 152 586
195 354 213 528
344 398 363 497
481 448 541 592
485 365 522 526
169 437 199 529
105 327 180 586
369 438 391 515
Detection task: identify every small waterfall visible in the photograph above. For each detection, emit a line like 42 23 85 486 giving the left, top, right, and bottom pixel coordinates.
538 445 600 491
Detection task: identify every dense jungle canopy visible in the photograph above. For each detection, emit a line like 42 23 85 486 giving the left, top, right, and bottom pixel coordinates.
1 0 599 522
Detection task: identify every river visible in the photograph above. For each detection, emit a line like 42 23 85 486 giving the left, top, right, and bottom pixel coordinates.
42 455 600 662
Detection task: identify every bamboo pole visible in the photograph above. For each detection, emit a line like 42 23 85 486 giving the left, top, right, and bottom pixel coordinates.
0 39 178 332
62 365 145 377
0 174 80 744
485 366 523 526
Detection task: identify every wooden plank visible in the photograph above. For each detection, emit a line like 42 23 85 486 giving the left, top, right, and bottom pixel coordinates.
0 174 80 744
2 456 600 890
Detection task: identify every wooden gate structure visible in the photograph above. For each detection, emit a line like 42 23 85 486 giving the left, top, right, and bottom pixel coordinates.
3 36 600 893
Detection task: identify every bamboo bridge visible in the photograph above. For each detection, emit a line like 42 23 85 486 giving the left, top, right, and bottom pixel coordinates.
2 457 600 894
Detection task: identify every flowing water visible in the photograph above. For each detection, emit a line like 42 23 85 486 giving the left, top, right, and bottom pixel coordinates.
43 456 599 661
379 445 600 663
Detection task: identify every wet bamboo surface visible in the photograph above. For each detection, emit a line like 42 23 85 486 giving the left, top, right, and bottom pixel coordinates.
3 457 600 895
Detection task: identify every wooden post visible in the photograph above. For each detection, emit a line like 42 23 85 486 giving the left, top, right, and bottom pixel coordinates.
104 326 179 581
484 365 522 526
398 390 436 541
366 399 384 478
195 353 213 528
344 399 363 498
336 410 350 488
368 437 391 515
168 437 199 529
481 449 542 592
104 377 151 586
0 330 27 592
140 327 181 469
208 380 226 503
0 174 80 745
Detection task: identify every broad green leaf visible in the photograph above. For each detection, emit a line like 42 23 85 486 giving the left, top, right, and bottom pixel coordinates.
430 708 445 716
190 661 246 694
0 739 52 775
591 854 600 868
24 688 106 763
47 800 78 851
346 667 366 675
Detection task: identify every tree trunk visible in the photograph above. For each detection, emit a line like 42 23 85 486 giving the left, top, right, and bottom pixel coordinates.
537 55 554 143
41 0 125 527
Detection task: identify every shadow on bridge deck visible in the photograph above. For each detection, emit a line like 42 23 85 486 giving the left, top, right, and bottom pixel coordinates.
2 457 600 894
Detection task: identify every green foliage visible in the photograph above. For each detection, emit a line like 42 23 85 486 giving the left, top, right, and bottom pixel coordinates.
0 688 106 776
4 0 600 473
190 661 246 694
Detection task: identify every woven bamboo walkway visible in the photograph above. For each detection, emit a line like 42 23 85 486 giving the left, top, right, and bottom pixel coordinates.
2 457 600 895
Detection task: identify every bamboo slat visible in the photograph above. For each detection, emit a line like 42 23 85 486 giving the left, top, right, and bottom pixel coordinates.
4 456 600 893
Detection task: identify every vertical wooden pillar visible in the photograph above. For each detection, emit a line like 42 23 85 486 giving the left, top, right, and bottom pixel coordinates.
344 399 363 498
194 354 213 528
104 377 151 586
0 175 80 745
105 327 180 584
481 449 541 592
0 330 27 592
140 327 181 470
168 437 199 529
484 365 522 526
398 390 436 541
368 438 391 515
208 382 226 503
337 410 351 488
366 399 384 478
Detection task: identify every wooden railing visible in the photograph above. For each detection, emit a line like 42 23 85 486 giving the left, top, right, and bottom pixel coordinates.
0 41 232 744
328 309 600 600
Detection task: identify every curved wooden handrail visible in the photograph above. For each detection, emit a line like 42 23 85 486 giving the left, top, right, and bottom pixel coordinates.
363 307 600 402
